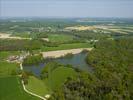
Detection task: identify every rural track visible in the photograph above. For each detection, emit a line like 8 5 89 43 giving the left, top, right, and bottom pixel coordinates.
20 63 47 100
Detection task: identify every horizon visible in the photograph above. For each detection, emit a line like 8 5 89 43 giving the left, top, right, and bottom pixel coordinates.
1 16 133 19
0 0 133 18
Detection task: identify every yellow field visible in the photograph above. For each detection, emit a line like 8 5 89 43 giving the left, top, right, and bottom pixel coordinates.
65 25 133 34
65 26 95 31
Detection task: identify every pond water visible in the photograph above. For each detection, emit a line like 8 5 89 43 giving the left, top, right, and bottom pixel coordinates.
23 52 92 77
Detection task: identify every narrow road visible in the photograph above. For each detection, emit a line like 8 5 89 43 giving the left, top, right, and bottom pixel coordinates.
20 63 47 100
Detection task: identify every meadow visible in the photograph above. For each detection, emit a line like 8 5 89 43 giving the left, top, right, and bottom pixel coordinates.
48 34 74 43
0 62 19 77
0 61 39 100
47 66 77 90
42 43 92 51
0 76 39 100
25 76 50 97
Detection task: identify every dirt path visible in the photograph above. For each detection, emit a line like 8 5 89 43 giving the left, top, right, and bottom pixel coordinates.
21 80 46 100
42 48 93 58
20 63 48 100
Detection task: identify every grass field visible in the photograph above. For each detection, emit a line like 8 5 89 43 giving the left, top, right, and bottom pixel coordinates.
0 62 19 77
42 43 92 51
0 55 41 100
11 32 30 38
48 34 74 43
25 76 50 97
0 76 39 100
47 67 77 90
25 67 77 96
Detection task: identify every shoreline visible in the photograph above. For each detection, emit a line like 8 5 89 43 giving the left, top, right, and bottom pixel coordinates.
42 48 93 58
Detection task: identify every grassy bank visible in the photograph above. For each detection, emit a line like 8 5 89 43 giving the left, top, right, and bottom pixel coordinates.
25 76 50 97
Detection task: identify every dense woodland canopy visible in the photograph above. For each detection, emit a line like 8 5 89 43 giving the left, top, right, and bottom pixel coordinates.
49 37 133 100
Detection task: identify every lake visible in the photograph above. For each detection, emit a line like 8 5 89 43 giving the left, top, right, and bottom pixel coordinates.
23 52 92 77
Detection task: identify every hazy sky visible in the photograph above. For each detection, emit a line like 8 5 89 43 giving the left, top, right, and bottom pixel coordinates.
0 0 133 18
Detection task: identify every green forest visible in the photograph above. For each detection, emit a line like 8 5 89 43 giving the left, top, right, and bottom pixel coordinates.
49 37 133 100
